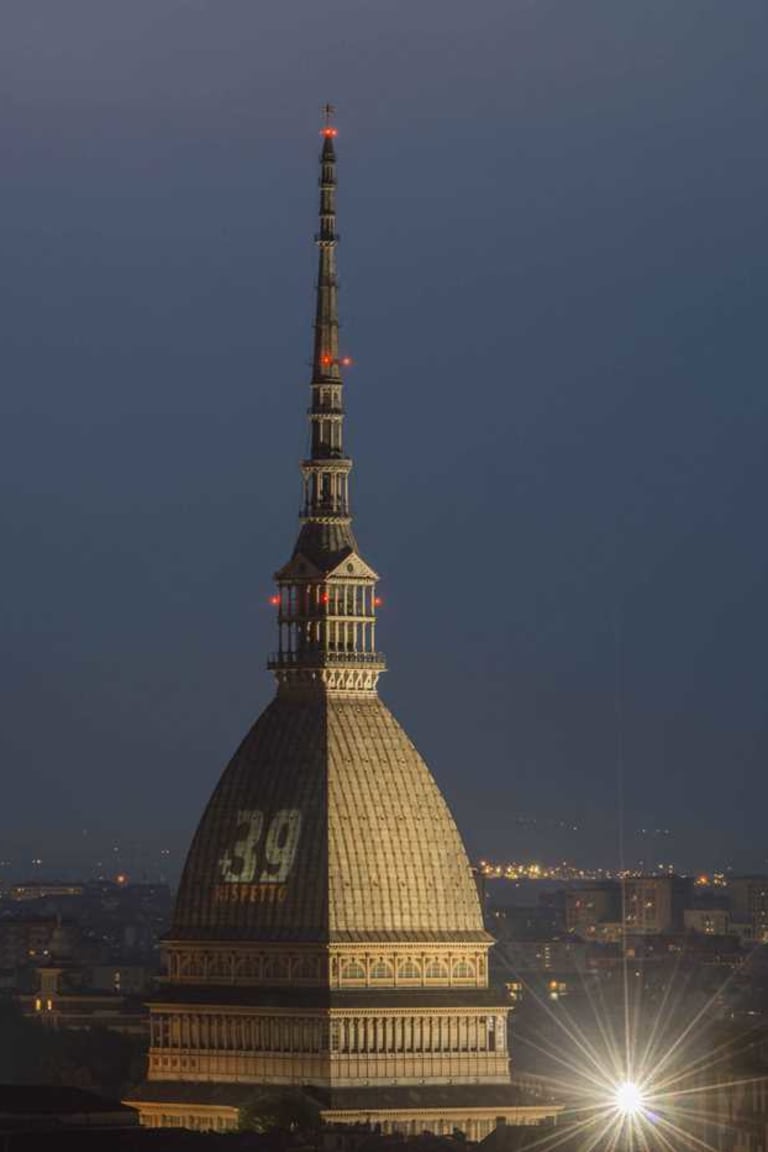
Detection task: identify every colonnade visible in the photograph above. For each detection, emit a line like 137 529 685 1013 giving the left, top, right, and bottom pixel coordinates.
151 1011 505 1057
336 1014 502 1054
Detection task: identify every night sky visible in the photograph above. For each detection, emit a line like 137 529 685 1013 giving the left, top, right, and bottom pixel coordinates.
2 1 767 878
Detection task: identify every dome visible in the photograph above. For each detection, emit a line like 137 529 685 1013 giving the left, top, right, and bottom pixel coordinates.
172 694 485 943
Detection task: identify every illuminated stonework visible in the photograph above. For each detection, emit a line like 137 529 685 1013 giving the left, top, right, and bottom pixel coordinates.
171 696 483 942
129 115 561 1137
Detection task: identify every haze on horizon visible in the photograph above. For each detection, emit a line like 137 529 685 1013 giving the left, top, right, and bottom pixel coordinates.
1 0 767 877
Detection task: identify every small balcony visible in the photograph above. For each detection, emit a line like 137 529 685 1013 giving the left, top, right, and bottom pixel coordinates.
268 650 386 669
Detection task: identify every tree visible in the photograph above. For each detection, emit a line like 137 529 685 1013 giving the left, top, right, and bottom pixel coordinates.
238 1088 321 1133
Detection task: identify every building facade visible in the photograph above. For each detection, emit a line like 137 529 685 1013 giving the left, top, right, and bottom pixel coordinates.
565 882 621 939
728 877 768 944
622 876 693 935
129 118 561 1138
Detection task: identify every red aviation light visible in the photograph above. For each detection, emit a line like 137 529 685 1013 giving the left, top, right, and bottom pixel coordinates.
320 592 329 604
374 597 383 608
322 127 338 138
320 354 352 367
269 595 280 607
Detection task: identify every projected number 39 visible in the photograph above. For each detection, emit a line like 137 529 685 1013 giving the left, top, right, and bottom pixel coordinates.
218 809 302 884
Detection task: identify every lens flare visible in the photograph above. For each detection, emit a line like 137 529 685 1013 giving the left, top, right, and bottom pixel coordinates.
614 1080 645 1116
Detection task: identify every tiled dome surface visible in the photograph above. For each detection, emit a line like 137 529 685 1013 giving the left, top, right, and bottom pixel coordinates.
172 695 484 942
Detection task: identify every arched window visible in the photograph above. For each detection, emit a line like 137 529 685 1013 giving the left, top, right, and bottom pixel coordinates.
397 958 421 981
370 959 394 981
424 960 449 980
341 960 366 982
291 957 316 980
452 959 476 981
263 956 289 980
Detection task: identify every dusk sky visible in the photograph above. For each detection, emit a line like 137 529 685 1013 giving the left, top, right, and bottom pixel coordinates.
1 0 767 877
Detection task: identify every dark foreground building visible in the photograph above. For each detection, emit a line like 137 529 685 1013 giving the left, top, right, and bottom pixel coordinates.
129 117 560 1137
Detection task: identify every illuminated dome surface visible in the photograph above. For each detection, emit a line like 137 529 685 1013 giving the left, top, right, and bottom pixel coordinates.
172 694 485 942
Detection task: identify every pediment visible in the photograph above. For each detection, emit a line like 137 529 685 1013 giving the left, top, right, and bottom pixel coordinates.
326 552 380 582
275 550 379 583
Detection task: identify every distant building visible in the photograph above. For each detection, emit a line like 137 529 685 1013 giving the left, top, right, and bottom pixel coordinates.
590 922 625 945
565 882 621 938
0 917 59 968
8 884 85 902
729 921 756 947
728 877 768 943
622 876 693 935
16 923 147 1036
496 940 587 976
684 908 730 936
491 904 563 941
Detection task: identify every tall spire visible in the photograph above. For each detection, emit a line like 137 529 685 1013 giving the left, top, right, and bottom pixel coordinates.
301 104 352 525
269 111 386 695
312 104 342 383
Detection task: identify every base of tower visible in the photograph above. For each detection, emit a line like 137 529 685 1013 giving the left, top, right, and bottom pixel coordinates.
127 1081 563 1140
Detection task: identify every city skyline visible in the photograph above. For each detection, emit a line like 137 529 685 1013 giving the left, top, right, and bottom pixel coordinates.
2 1 768 873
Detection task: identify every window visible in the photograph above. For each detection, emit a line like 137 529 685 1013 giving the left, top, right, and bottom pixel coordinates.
370 959 394 981
424 960 449 980
397 959 421 981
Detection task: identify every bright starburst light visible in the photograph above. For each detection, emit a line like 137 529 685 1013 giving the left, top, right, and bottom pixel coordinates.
496 914 768 1152
614 1080 645 1116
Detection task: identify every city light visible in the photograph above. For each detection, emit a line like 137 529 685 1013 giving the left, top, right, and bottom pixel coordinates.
614 1080 645 1116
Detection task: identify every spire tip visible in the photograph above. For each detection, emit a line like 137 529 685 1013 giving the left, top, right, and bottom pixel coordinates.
321 102 337 137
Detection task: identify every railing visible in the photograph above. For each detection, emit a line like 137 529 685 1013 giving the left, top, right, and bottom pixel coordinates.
299 504 350 519
306 447 347 461
277 610 376 621
268 651 386 668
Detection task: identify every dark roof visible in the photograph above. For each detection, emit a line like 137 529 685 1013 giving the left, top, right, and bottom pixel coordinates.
318 1085 559 1112
291 522 358 573
129 1082 559 1114
150 984 508 1010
